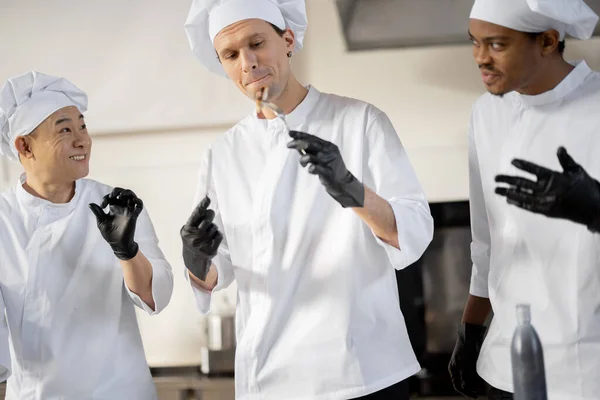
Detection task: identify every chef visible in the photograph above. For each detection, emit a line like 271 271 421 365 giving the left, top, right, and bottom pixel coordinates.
0 71 174 399
448 1 600 399
180 0 434 399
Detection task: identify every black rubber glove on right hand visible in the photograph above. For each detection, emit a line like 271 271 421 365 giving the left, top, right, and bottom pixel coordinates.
180 197 223 281
448 323 487 399
286 130 365 208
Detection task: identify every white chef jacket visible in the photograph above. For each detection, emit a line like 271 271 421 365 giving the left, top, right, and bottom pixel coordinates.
469 60 600 400
188 86 433 400
0 176 173 400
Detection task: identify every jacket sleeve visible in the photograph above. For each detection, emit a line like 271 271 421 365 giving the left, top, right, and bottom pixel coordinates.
467 111 491 298
125 207 175 315
0 287 11 382
364 109 434 270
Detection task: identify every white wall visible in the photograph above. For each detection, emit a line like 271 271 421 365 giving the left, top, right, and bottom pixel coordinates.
1 0 600 366
0 0 252 133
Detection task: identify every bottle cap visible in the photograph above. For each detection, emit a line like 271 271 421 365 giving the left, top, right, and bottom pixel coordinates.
516 303 531 324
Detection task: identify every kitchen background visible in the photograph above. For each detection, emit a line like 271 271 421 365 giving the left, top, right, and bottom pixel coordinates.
1 0 599 398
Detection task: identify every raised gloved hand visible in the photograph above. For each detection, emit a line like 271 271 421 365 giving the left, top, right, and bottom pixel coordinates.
287 130 364 208
180 197 223 281
89 188 143 261
495 146 600 233
448 323 487 399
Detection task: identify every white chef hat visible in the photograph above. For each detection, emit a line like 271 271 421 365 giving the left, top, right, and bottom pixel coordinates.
184 0 308 77
0 71 88 161
470 0 599 40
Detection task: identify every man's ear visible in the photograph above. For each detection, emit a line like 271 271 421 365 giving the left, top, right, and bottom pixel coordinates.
283 28 296 53
14 136 34 160
539 30 561 57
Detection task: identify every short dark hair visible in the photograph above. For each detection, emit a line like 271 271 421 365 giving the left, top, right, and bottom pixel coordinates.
269 23 286 37
526 32 565 55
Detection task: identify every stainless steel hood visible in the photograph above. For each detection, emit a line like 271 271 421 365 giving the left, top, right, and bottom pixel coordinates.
336 0 600 51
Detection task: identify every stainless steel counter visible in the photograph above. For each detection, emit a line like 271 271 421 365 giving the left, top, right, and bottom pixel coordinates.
153 367 234 400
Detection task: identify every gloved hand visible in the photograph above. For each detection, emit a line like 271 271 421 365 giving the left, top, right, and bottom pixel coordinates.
495 146 600 233
287 130 364 208
448 323 487 399
181 197 223 281
89 187 143 261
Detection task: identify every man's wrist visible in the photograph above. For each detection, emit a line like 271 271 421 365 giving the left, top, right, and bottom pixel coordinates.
331 175 364 208
114 242 139 261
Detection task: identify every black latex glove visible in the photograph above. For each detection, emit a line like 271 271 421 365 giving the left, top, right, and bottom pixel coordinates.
495 146 600 233
287 130 365 208
180 197 223 281
89 188 143 261
448 323 487 399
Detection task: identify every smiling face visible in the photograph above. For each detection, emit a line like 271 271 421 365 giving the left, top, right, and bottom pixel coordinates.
16 105 92 184
469 18 545 96
213 18 296 103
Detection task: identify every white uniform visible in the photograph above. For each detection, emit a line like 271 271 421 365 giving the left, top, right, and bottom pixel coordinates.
189 86 433 400
469 61 600 400
0 176 173 400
